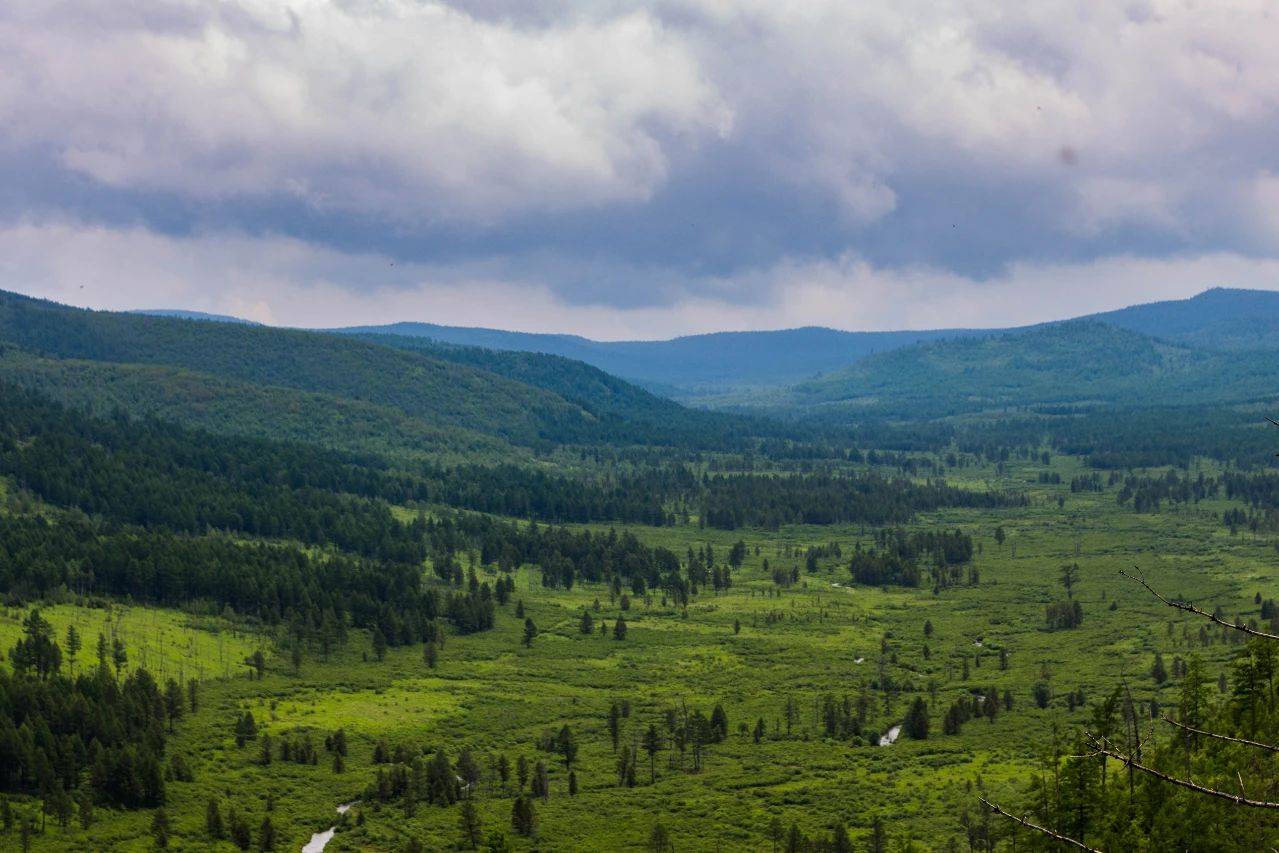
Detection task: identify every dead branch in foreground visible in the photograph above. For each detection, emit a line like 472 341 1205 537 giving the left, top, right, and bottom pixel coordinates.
1161 716 1279 754
1119 569 1279 641
1084 733 1279 809
976 797 1102 852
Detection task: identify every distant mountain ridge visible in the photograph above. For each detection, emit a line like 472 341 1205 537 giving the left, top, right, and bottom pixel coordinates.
334 288 1279 396
334 322 991 395
781 318 1279 420
131 309 261 325
1085 287 1279 350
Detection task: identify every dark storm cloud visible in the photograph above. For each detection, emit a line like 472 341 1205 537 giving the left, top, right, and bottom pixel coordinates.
3 1 1279 333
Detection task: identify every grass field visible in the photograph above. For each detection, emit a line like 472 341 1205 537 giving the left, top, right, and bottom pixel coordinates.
10 455 1273 851
0 602 265 683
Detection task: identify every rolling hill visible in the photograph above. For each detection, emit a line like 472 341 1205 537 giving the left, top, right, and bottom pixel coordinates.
783 320 1279 419
1087 287 1279 351
0 290 759 453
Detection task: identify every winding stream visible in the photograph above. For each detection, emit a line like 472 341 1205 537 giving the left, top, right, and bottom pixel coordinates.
302 802 356 853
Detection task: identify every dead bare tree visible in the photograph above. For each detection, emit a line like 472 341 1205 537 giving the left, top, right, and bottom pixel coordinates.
976 798 1102 852
980 567 1279 849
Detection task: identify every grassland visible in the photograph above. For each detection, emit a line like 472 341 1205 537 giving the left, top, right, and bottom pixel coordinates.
0 602 264 683
9 454 1272 851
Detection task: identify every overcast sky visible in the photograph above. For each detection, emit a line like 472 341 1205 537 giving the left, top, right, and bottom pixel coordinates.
4 1 1279 339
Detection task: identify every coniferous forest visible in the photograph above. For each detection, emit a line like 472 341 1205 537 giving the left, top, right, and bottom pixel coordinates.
1 289 1278 853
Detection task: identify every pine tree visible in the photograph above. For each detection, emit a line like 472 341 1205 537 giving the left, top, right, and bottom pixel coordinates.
1151 651 1168 685
76 787 94 829
613 615 628 641
648 822 673 852
710 704 729 743
151 808 170 848
206 798 225 840
579 609 594 635
458 800 482 849
164 679 184 732
608 702 622 750
511 796 535 837
258 815 275 851
903 696 929 740
557 725 578 770
642 724 662 783
522 618 537 647
65 625 81 675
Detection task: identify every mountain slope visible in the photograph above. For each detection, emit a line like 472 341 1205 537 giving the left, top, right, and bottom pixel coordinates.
1089 287 1279 350
0 345 517 462
335 322 988 394
786 320 1279 419
347 332 780 445
0 291 620 448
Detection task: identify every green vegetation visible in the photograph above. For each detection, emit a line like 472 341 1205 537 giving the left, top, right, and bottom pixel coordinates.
1 290 1277 850
788 321 1279 418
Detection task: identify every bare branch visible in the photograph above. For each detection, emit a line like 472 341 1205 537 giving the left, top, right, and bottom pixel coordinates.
1119 569 1279 641
1161 716 1279 754
1085 733 1279 809
976 797 1103 852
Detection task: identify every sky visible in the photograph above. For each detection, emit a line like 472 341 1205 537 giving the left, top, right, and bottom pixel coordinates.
4 1 1279 339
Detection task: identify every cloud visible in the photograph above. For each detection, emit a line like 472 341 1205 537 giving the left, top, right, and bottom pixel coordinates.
3 1 1279 321
6 220 1279 339
0 0 728 222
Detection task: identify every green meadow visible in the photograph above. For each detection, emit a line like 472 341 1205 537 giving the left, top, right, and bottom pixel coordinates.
11 455 1269 851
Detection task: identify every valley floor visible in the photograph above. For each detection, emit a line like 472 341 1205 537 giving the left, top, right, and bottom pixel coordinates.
7 456 1270 851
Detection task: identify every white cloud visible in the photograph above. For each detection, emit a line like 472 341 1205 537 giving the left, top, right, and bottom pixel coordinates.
5 0 1279 318
0 0 728 221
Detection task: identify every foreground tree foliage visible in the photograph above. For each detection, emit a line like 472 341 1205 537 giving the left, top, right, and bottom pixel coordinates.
986 574 1279 851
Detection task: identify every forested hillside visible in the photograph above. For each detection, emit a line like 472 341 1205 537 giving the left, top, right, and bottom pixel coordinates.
0 291 775 452
784 321 1279 419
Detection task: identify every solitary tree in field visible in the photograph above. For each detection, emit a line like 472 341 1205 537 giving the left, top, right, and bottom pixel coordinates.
522 618 537 647
1060 563 1080 598
164 679 184 732
642 724 662 782
557 725 578 770
64 625 80 675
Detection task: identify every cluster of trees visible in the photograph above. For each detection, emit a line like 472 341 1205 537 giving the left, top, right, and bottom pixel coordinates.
0 611 188 816
941 688 1006 735
847 528 976 588
1117 469 1220 512
699 472 1024 530
425 513 688 596
0 385 427 563
0 514 456 645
